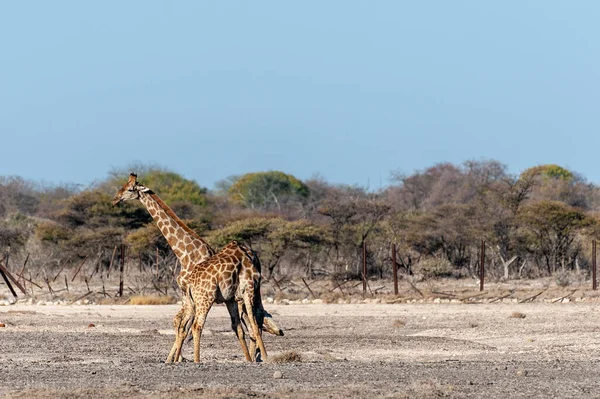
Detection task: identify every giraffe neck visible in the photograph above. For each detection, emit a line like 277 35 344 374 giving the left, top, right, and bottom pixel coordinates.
138 191 214 277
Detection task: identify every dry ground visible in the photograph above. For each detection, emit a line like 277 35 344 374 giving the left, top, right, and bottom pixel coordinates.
1 301 600 398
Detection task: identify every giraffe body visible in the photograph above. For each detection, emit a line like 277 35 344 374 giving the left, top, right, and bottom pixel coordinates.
168 240 269 363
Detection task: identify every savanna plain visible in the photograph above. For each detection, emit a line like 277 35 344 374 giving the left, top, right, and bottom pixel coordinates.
2 294 600 399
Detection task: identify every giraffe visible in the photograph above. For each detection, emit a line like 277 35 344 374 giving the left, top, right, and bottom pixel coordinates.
112 173 282 361
168 240 269 363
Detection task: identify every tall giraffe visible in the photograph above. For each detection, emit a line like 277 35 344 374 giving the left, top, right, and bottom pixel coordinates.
112 173 282 360
169 240 269 363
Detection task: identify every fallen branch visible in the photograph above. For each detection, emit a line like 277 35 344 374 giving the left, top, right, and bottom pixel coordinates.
52 260 71 282
0 267 17 299
518 289 546 303
18 253 29 285
386 297 405 304
552 290 577 303
68 291 94 305
301 278 316 298
70 256 88 282
407 280 424 298
152 281 166 296
458 291 487 301
0 261 27 295
272 277 285 292
332 276 346 296
14 273 43 290
489 291 514 303
431 290 456 297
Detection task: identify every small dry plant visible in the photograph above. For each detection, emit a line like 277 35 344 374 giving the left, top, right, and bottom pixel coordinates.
510 311 526 319
270 351 303 363
128 295 178 305
320 291 344 304
393 318 407 328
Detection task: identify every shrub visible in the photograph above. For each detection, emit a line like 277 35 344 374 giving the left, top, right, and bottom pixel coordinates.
270 351 303 363
414 257 454 279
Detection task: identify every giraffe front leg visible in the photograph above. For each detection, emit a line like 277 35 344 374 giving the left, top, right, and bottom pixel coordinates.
239 303 258 362
227 301 252 362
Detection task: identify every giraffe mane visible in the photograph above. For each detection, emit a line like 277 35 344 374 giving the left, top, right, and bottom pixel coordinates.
148 192 214 251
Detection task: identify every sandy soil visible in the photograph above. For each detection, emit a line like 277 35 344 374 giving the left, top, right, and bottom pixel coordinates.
1 301 600 398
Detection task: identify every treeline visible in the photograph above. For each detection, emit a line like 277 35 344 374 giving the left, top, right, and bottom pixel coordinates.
1 160 599 283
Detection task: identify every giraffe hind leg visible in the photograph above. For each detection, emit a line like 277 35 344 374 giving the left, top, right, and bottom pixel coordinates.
192 307 211 363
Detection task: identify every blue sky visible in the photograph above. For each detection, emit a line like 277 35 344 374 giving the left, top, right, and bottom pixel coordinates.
1 1 599 189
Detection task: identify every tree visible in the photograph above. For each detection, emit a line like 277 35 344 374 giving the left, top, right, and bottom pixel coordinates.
0 176 40 216
34 190 151 269
390 163 462 211
104 166 209 218
522 164 593 209
227 171 310 212
518 200 589 274
207 217 331 278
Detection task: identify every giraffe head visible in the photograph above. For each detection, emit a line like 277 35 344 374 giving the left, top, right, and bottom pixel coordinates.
112 173 150 205
262 314 284 336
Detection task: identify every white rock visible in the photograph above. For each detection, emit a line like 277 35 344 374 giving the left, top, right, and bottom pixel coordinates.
312 299 324 304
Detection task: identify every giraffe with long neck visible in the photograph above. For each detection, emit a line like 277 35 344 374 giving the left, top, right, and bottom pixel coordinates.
112 173 282 361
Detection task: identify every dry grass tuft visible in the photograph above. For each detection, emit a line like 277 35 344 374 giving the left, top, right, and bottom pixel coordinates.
128 295 178 305
270 351 303 363
319 291 344 304
510 311 526 319
393 318 407 328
